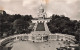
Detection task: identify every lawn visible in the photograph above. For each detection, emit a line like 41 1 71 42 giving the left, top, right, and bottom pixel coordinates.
36 23 45 31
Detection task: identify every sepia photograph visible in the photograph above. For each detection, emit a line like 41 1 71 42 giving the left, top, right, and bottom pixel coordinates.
0 0 80 50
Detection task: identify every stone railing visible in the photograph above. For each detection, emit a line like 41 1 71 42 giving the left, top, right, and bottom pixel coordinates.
48 33 76 42
0 33 76 46
0 34 29 46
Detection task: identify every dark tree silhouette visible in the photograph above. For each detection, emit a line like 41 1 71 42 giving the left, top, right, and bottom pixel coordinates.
13 18 30 34
0 11 32 38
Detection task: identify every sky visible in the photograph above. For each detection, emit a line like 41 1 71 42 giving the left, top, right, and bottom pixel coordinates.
0 0 80 20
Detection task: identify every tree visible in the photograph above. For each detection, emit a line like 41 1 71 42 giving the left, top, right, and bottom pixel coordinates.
23 15 33 21
75 29 80 46
13 18 30 34
0 11 32 38
0 22 12 37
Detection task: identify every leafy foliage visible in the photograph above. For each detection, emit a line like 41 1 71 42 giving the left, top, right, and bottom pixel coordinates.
0 11 33 38
47 14 80 43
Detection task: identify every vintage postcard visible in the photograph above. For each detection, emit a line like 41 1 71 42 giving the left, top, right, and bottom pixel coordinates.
0 0 80 50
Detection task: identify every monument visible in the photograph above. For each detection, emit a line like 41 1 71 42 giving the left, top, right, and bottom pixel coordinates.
37 4 47 19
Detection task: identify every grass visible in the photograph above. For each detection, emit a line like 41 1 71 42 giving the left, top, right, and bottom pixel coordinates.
36 23 45 31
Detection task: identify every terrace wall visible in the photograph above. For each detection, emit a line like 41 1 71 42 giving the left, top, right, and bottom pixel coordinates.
0 34 76 46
